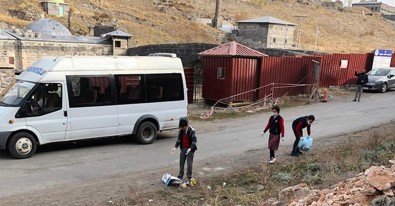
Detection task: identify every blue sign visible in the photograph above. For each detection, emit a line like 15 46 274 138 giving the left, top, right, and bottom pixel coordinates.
374 49 393 57
26 67 47 75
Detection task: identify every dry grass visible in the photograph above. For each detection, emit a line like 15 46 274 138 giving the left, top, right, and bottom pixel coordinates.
115 122 395 205
1 0 395 53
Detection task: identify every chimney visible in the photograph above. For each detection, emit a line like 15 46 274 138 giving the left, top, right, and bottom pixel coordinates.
212 0 222 29
68 8 73 32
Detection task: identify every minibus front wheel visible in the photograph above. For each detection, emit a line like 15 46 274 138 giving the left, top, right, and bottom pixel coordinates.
135 121 157 144
7 132 37 159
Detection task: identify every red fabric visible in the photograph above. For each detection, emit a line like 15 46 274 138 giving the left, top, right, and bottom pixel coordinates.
279 118 285 137
295 121 304 137
264 118 271 132
268 134 280 151
295 121 311 137
181 134 190 148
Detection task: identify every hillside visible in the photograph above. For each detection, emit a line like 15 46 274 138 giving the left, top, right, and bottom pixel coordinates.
0 0 395 53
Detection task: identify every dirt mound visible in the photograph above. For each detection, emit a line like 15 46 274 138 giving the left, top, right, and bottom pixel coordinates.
264 160 395 205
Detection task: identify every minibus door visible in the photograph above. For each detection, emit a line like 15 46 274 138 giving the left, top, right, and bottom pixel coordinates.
23 83 67 142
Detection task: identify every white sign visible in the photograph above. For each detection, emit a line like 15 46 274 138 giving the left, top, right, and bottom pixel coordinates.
372 49 392 69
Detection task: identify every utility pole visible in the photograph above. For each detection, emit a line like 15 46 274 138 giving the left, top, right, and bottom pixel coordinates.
314 26 319 51
293 15 307 49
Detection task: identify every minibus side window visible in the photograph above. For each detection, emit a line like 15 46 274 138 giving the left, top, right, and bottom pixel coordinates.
66 75 114 107
145 74 184 103
115 75 146 104
17 83 62 117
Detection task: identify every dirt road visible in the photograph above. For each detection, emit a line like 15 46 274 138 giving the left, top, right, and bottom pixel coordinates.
0 91 394 205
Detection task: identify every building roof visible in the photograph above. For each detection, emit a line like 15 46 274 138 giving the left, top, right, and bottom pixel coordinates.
43 0 67 4
103 30 133 38
237 16 295 26
199 41 268 57
0 29 17 39
352 1 382 5
25 18 72 36
1 29 110 44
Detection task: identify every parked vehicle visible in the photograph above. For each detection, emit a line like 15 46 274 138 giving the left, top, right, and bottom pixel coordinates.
363 68 395 93
0 54 188 159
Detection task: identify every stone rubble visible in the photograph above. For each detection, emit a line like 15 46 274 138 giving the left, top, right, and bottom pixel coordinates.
263 160 395 206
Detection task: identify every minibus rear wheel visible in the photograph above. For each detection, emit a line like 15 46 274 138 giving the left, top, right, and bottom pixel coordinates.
7 132 37 159
135 121 157 144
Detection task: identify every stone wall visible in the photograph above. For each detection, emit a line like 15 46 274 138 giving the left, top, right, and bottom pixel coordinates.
237 23 269 48
267 24 295 49
16 41 112 73
382 3 395 14
236 23 295 49
0 39 112 94
127 43 218 67
0 40 16 69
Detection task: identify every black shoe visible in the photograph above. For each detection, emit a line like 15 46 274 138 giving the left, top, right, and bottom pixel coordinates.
298 150 303 155
358 100 360 102
290 152 299 157
353 99 356 102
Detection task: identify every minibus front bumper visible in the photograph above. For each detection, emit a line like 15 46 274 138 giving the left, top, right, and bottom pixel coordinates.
0 132 11 149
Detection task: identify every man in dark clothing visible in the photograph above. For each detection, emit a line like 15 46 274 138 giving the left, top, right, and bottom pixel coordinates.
291 115 315 156
171 118 197 181
353 71 368 102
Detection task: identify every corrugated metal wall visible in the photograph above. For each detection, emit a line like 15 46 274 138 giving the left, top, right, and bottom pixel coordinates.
259 56 320 98
202 57 232 101
183 67 194 103
230 58 259 102
202 56 260 102
201 53 395 102
319 53 374 87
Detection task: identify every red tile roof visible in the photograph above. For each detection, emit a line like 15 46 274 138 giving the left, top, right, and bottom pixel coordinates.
199 41 268 57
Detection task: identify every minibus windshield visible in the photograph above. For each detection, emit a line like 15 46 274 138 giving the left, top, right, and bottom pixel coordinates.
0 81 36 106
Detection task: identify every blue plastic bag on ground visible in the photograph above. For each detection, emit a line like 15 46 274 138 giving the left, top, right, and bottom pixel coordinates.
298 136 313 151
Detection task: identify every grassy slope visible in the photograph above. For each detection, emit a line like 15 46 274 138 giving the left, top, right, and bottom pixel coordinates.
0 0 394 53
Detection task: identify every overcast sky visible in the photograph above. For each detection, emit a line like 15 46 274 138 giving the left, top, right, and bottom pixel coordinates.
340 0 395 7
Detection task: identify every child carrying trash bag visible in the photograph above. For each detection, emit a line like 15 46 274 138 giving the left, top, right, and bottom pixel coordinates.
171 118 197 186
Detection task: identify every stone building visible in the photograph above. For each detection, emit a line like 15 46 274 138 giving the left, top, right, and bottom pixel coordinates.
235 16 296 49
41 0 70 17
352 1 395 15
0 18 132 95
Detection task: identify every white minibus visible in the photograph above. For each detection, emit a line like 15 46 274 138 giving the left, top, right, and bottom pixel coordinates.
0 55 188 158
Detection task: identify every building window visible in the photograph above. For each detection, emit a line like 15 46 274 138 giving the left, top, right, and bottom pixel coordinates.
273 38 276 43
285 39 288 44
115 41 121 48
217 67 225 79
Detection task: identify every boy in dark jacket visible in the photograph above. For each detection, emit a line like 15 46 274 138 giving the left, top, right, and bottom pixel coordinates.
262 106 285 164
291 115 315 156
171 118 197 182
